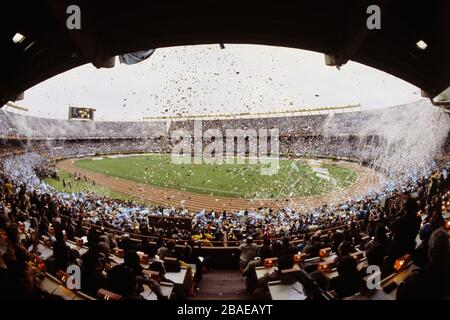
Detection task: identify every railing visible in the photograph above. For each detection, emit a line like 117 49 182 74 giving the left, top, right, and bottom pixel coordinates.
80 219 351 249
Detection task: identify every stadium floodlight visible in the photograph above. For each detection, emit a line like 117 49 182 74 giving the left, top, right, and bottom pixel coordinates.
416 40 428 50
12 32 25 43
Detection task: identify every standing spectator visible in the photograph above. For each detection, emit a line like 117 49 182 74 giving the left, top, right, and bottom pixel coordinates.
238 237 257 269
389 198 421 260
397 228 450 299
51 230 70 273
365 223 390 270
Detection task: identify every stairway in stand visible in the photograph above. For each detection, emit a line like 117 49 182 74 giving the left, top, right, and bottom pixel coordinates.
188 269 252 300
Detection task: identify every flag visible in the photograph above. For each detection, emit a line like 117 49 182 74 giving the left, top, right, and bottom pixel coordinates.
119 49 156 65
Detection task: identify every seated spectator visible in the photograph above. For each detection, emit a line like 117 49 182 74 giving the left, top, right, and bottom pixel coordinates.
147 260 186 299
254 253 297 299
256 238 272 257
330 255 362 298
97 234 112 257
304 232 322 257
157 240 176 260
38 216 50 237
179 244 203 285
86 227 100 248
330 230 344 254
75 218 86 238
310 270 330 292
271 240 283 258
146 244 165 266
334 240 353 265
107 250 164 300
61 216 75 241
80 246 108 297
118 234 133 252
281 237 294 255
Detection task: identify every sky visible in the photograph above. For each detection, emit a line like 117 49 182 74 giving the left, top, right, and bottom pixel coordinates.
10 44 424 121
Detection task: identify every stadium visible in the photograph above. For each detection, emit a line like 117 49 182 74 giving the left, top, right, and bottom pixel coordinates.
0 0 450 305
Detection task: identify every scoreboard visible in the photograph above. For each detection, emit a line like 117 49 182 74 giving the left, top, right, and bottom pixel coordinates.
68 107 95 121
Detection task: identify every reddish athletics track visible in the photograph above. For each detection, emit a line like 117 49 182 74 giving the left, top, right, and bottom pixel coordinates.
57 157 381 212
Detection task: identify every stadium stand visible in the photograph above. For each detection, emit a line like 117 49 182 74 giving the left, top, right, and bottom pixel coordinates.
1 103 449 300
1 0 450 303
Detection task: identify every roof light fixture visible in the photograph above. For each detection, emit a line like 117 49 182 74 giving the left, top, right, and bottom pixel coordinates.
416 40 428 50
12 33 25 44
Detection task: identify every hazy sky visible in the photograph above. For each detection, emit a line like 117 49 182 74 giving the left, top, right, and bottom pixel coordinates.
11 44 423 121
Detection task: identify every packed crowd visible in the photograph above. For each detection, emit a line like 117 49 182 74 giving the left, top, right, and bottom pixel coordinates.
0 103 449 299
237 168 450 300
0 158 449 300
0 174 202 299
0 104 414 140
0 151 448 300
0 110 167 139
0 133 449 244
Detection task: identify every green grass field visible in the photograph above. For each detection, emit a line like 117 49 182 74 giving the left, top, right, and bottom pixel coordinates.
45 170 151 204
66 154 357 199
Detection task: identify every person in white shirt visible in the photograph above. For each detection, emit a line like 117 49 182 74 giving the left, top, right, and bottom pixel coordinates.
239 237 258 269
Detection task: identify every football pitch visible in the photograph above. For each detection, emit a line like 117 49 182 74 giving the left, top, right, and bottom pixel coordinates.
65 154 357 199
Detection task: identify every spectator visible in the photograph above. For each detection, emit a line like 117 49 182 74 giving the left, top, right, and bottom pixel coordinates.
107 250 164 300
334 240 353 265
81 246 108 297
389 197 421 260
304 232 322 257
414 212 445 267
243 245 275 293
0 236 10 300
51 230 71 273
239 237 258 269
397 228 450 299
365 223 390 270
330 255 362 298
157 240 176 260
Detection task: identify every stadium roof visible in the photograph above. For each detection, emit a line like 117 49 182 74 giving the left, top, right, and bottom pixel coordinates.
1 0 450 106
